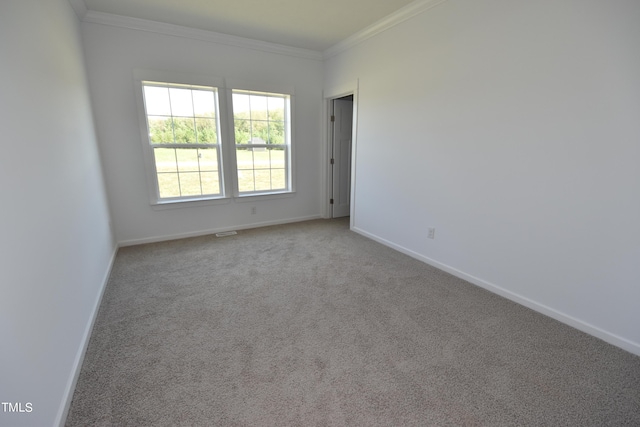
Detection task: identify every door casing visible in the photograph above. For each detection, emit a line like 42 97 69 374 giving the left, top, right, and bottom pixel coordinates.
330 96 353 218
323 80 358 227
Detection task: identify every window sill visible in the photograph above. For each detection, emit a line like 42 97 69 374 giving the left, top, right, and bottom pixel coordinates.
149 191 295 210
234 191 295 202
150 196 231 210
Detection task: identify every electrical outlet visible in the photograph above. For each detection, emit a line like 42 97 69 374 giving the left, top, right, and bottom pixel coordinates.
427 227 436 239
251 206 257 215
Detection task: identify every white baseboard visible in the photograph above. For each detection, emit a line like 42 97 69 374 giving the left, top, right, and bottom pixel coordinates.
55 244 119 427
118 214 323 247
54 220 638 427
352 226 640 357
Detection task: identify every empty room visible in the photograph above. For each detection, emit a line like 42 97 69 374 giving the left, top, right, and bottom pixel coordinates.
1 0 639 426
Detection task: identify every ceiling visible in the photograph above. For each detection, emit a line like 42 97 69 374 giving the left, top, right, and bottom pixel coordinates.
81 0 419 52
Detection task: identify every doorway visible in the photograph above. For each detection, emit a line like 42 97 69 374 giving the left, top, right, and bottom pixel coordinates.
330 95 354 218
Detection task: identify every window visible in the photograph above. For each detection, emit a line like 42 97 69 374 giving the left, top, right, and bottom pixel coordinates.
232 90 291 194
136 72 294 205
141 82 223 200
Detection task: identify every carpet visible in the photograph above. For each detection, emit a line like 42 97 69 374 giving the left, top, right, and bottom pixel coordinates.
66 218 640 426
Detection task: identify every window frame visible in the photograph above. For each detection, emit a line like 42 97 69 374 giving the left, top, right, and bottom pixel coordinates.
134 70 295 207
142 81 225 202
227 88 293 197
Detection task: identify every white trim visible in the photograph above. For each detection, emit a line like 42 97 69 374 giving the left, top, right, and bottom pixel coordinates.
225 79 295 96
323 81 359 100
133 70 297 205
323 80 359 228
55 245 119 427
133 68 224 89
151 196 232 211
323 100 334 219
234 191 296 203
324 0 449 59
134 70 229 204
118 214 322 247
352 226 640 357
348 86 359 231
83 11 323 61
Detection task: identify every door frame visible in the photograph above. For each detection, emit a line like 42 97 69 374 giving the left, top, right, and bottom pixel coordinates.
330 96 353 218
323 80 359 227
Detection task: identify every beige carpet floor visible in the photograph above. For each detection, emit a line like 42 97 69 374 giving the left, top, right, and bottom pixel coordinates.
66 218 640 426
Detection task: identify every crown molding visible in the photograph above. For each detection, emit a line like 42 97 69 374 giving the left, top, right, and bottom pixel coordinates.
324 0 449 59
82 11 324 61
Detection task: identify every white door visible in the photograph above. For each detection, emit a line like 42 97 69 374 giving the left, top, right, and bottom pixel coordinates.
331 97 353 218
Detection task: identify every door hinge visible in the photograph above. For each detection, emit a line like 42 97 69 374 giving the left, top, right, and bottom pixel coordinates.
330 115 335 122
330 158 335 165
330 198 334 204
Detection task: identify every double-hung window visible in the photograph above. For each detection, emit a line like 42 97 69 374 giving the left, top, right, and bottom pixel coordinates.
141 82 223 200
136 72 293 205
232 90 291 194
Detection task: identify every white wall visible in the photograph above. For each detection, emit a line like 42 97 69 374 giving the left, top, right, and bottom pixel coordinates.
325 0 640 354
81 20 325 245
0 1 116 426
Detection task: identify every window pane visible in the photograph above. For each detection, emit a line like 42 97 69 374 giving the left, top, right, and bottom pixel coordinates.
198 148 218 171
157 173 180 198
270 169 286 190
267 96 285 121
155 148 222 197
253 150 270 168
236 148 254 171
268 122 285 145
270 148 285 168
232 89 291 194
250 94 268 117
234 119 251 144
200 171 220 195
237 169 255 193
172 117 196 143
196 118 217 143
251 121 268 143
175 148 199 172
144 86 171 116
169 87 194 117
192 90 216 117
254 170 271 191
178 172 202 196
143 81 224 202
154 148 177 173
232 93 250 119
148 117 173 143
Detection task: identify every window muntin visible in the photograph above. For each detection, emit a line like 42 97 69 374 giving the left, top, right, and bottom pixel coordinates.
232 90 291 194
137 75 294 205
141 82 223 200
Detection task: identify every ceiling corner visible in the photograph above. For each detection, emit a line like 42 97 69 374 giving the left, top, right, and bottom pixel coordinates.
67 0 88 20
324 0 449 59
